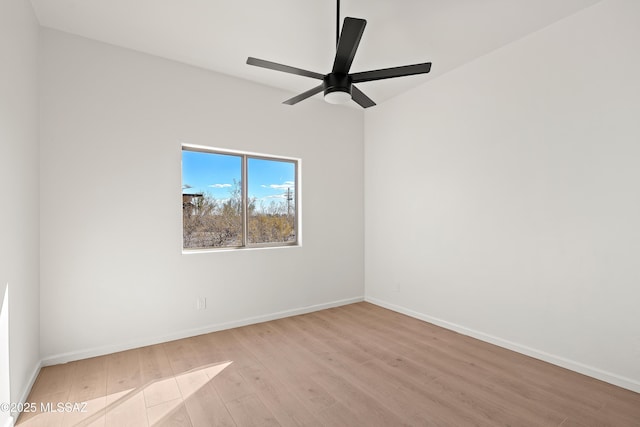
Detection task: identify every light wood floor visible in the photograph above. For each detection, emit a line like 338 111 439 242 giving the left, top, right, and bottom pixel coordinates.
16 302 640 426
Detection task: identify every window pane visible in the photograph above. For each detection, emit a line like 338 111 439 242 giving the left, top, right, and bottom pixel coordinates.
182 150 242 249
247 157 296 245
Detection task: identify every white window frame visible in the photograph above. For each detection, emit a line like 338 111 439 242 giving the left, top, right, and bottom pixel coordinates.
181 144 300 252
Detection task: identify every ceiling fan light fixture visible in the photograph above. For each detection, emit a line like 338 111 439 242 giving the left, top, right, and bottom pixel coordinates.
324 89 352 104
323 73 352 104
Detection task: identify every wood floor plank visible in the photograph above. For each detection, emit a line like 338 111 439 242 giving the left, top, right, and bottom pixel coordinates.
104 389 149 427
18 363 75 425
16 302 640 427
238 364 323 427
179 376 236 427
194 330 260 370
230 326 337 413
271 317 464 426
272 313 487 426
61 395 106 427
224 394 281 427
309 369 408 427
143 377 182 409
106 348 143 395
212 363 256 404
147 400 193 427
314 402 362 427
139 344 174 384
67 356 108 403
28 363 75 400
163 337 204 376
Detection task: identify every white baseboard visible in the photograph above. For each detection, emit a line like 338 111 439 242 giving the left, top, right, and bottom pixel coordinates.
18 360 41 404
9 360 42 423
365 296 640 394
41 297 364 366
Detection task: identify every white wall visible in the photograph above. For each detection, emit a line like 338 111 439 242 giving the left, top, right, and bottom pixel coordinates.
39 29 364 361
0 0 41 420
0 287 10 427
365 0 640 392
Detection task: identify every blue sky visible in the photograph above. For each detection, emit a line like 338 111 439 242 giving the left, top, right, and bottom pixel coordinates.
182 150 295 207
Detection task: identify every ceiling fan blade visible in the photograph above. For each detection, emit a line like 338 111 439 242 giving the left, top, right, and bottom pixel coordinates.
332 17 367 75
247 57 324 80
351 62 431 83
351 86 376 109
283 84 325 105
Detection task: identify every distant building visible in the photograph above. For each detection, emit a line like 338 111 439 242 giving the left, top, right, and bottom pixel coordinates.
182 193 203 210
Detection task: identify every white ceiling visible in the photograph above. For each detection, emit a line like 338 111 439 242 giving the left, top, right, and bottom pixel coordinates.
30 0 602 106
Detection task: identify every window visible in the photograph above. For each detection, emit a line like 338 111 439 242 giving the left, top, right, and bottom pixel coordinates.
181 146 298 250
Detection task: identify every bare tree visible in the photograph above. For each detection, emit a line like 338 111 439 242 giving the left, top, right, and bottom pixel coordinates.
183 180 295 248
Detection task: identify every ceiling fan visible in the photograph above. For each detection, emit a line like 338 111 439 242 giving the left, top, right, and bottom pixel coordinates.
246 0 432 108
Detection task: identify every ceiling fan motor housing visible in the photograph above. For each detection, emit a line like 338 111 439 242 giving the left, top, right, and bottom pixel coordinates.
324 73 352 97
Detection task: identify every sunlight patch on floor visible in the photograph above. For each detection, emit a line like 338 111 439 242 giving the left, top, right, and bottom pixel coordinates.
17 360 233 427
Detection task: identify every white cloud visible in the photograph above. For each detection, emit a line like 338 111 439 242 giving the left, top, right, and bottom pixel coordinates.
266 181 295 190
209 183 232 188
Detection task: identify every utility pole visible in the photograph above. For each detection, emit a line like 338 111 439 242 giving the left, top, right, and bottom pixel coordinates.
286 187 293 216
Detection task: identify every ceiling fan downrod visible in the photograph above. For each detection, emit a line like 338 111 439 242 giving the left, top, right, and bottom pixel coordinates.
325 0 353 104
336 0 340 48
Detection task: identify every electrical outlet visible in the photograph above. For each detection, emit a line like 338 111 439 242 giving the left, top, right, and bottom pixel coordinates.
196 297 206 310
